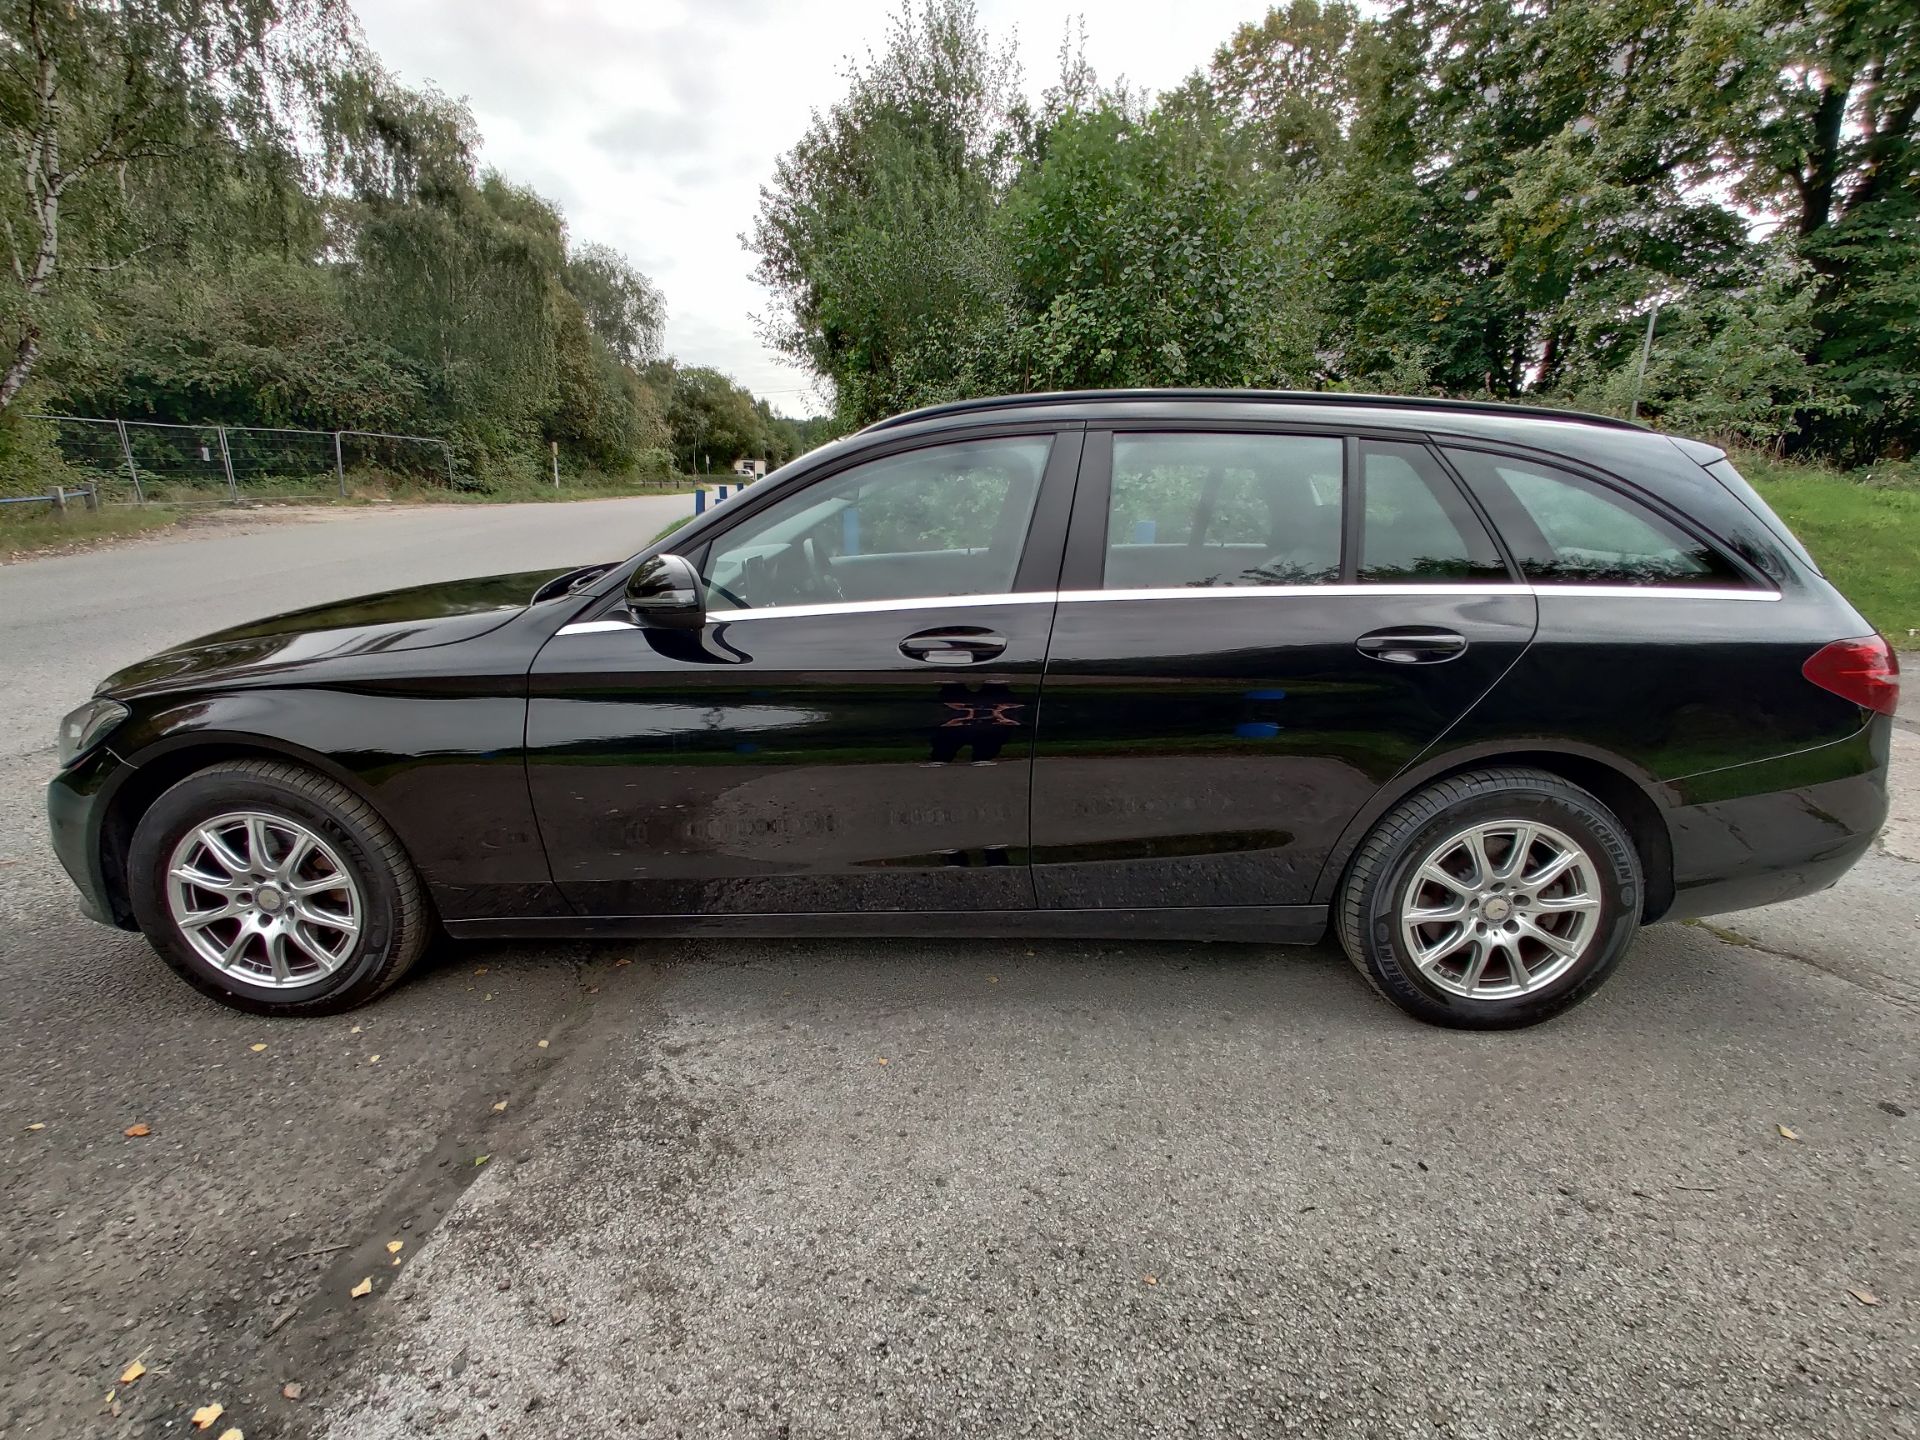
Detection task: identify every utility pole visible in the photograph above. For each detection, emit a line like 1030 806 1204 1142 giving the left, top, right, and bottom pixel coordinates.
1629 304 1661 423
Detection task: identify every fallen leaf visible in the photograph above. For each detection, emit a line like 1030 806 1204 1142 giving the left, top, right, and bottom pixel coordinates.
586 985 599 994
474 1154 490 1166
349 1277 372 1299
123 1123 151 1138
191 1402 224 1429
491 1100 508 1112
987 975 998 984
249 1043 267 1053
386 1240 403 1254
217 1429 244 1440
614 958 632 967
1848 1287 1881 1306
119 1360 146 1384
536 1039 549 1049
367 1054 380 1064
875 1057 889 1065
1143 1274 1158 1286
349 1025 362 1034
281 1383 303 1400
1777 1125 1801 1141
25 1122 45 1131
474 966 488 975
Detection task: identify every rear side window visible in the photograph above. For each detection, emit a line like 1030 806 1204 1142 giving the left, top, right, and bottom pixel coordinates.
1104 433 1343 588
1704 456 1820 576
1444 448 1745 587
1358 441 1509 584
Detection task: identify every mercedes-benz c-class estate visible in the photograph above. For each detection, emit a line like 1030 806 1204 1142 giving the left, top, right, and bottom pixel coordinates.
49 391 1897 1028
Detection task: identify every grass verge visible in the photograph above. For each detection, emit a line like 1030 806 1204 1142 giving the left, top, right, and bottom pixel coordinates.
1736 450 1920 644
0 504 182 562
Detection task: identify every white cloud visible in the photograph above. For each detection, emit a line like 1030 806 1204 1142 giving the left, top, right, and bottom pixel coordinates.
351 0 1271 415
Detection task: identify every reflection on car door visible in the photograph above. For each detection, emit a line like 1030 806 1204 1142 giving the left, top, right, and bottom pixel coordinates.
1028 429 1538 910
524 427 1081 916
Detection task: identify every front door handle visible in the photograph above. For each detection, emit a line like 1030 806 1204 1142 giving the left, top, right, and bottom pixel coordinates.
1355 628 1468 665
900 628 1008 665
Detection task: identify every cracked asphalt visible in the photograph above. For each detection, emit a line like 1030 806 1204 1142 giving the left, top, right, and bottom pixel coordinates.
1 501 1915 1439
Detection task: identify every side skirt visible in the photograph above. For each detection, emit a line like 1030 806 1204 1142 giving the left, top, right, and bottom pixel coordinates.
443 905 1329 945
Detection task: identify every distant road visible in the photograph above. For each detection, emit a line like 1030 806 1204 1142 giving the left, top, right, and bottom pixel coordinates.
0 493 688 760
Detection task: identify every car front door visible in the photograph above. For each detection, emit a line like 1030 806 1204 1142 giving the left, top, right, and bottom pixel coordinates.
525 426 1081 916
1028 427 1539 912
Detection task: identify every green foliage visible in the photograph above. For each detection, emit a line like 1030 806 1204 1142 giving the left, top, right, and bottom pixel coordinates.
751 0 1920 460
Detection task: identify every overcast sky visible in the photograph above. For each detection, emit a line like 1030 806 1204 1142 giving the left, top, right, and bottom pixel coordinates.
351 0 1276 416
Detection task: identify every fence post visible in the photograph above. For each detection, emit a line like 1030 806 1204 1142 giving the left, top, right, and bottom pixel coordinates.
115 419 144 502
216 426 238 500
695 488 705 516
334 431 346 496
82 484 98 512
551 439 560 490
442 443 456 490
51 485 66 514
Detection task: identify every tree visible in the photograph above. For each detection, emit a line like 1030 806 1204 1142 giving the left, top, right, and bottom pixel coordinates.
747 0 1021 425
0 0 355 412
563 242 665 369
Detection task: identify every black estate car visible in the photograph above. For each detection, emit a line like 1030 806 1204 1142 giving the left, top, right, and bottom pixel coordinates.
49 391 1897 1028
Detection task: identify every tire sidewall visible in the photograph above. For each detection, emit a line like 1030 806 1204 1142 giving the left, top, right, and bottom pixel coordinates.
129 770 404 1015
1362 784 1640 1029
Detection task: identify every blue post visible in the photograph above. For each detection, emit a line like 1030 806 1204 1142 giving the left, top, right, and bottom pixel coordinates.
695 488 706 516
1133 519 1157 544
842 506 861 555
717 484 730 503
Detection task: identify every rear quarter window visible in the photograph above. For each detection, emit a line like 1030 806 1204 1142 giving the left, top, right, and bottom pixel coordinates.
1444 448 1748 588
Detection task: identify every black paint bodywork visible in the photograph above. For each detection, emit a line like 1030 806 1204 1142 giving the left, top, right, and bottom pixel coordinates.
48 393 1892 949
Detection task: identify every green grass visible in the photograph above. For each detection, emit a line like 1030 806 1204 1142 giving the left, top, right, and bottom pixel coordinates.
0 503 183 560
1736 449 1920 645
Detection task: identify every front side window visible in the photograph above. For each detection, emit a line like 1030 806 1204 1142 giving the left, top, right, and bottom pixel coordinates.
1358 441 1509 584
1103 433 1344 589
1445 448 1744 587
702 436 1051 611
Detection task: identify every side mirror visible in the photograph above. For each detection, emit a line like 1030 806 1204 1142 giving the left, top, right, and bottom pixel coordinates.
625 553 705 630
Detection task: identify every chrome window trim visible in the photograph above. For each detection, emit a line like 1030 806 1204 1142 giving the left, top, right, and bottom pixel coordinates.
555 581 1783 634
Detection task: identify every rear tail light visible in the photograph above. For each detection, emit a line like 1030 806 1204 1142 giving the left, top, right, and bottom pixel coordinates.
1802 636 1900 715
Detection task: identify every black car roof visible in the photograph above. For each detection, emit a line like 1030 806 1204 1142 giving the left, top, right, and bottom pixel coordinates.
861 389 1645 437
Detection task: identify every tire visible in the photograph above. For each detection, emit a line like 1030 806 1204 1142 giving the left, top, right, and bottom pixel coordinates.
1335 767 1642 1030
128 759 432 1015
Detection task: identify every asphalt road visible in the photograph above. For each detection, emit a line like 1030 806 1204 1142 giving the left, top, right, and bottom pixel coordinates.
1 501 1915 1440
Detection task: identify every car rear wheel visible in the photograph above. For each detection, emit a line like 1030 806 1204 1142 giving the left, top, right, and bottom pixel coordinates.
1336 767 1642 1029
128 759 431 1015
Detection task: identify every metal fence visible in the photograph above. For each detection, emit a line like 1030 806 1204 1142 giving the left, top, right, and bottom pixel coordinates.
35 416 457 502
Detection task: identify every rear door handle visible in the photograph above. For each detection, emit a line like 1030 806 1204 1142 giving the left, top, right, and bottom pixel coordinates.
900 628 1008 665
1355 629 1468 665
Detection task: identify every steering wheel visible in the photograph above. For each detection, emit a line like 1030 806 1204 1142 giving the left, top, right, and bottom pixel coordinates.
802 535 844 601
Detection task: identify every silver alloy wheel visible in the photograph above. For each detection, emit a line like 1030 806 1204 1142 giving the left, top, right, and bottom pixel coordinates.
1397 819 1603 1000
165 810 363 988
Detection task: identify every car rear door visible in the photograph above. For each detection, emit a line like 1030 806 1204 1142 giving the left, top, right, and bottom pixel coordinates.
1028 426 1539 910
525 425 1081 917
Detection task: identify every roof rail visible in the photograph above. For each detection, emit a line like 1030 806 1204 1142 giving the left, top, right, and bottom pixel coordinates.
860 388 1645 434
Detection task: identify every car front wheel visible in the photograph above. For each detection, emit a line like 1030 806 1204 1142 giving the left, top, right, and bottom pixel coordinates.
1336 767 1642 1029
128 759 431 1015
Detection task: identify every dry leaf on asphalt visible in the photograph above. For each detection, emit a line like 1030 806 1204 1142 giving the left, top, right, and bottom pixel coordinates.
217 1429 244 1440
536 1039 549 1048
349 1277 372 1299
190 1402 223 1429
875 1057 889 1065
1777 1125 1801 1141
491 1101 508 1112
614 958 632 967
349 1025 361 1034
119 1360 146 1384
1848 1287 1881 1306
474 966 488 975
249 1043 267 1053
281 1383 303 1400
474 1154 490 1166
367 1054 380 1064
123 1124 151 1138
386 1240 403 1255
1143 1274 1158 1286
26 1122 46 1130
